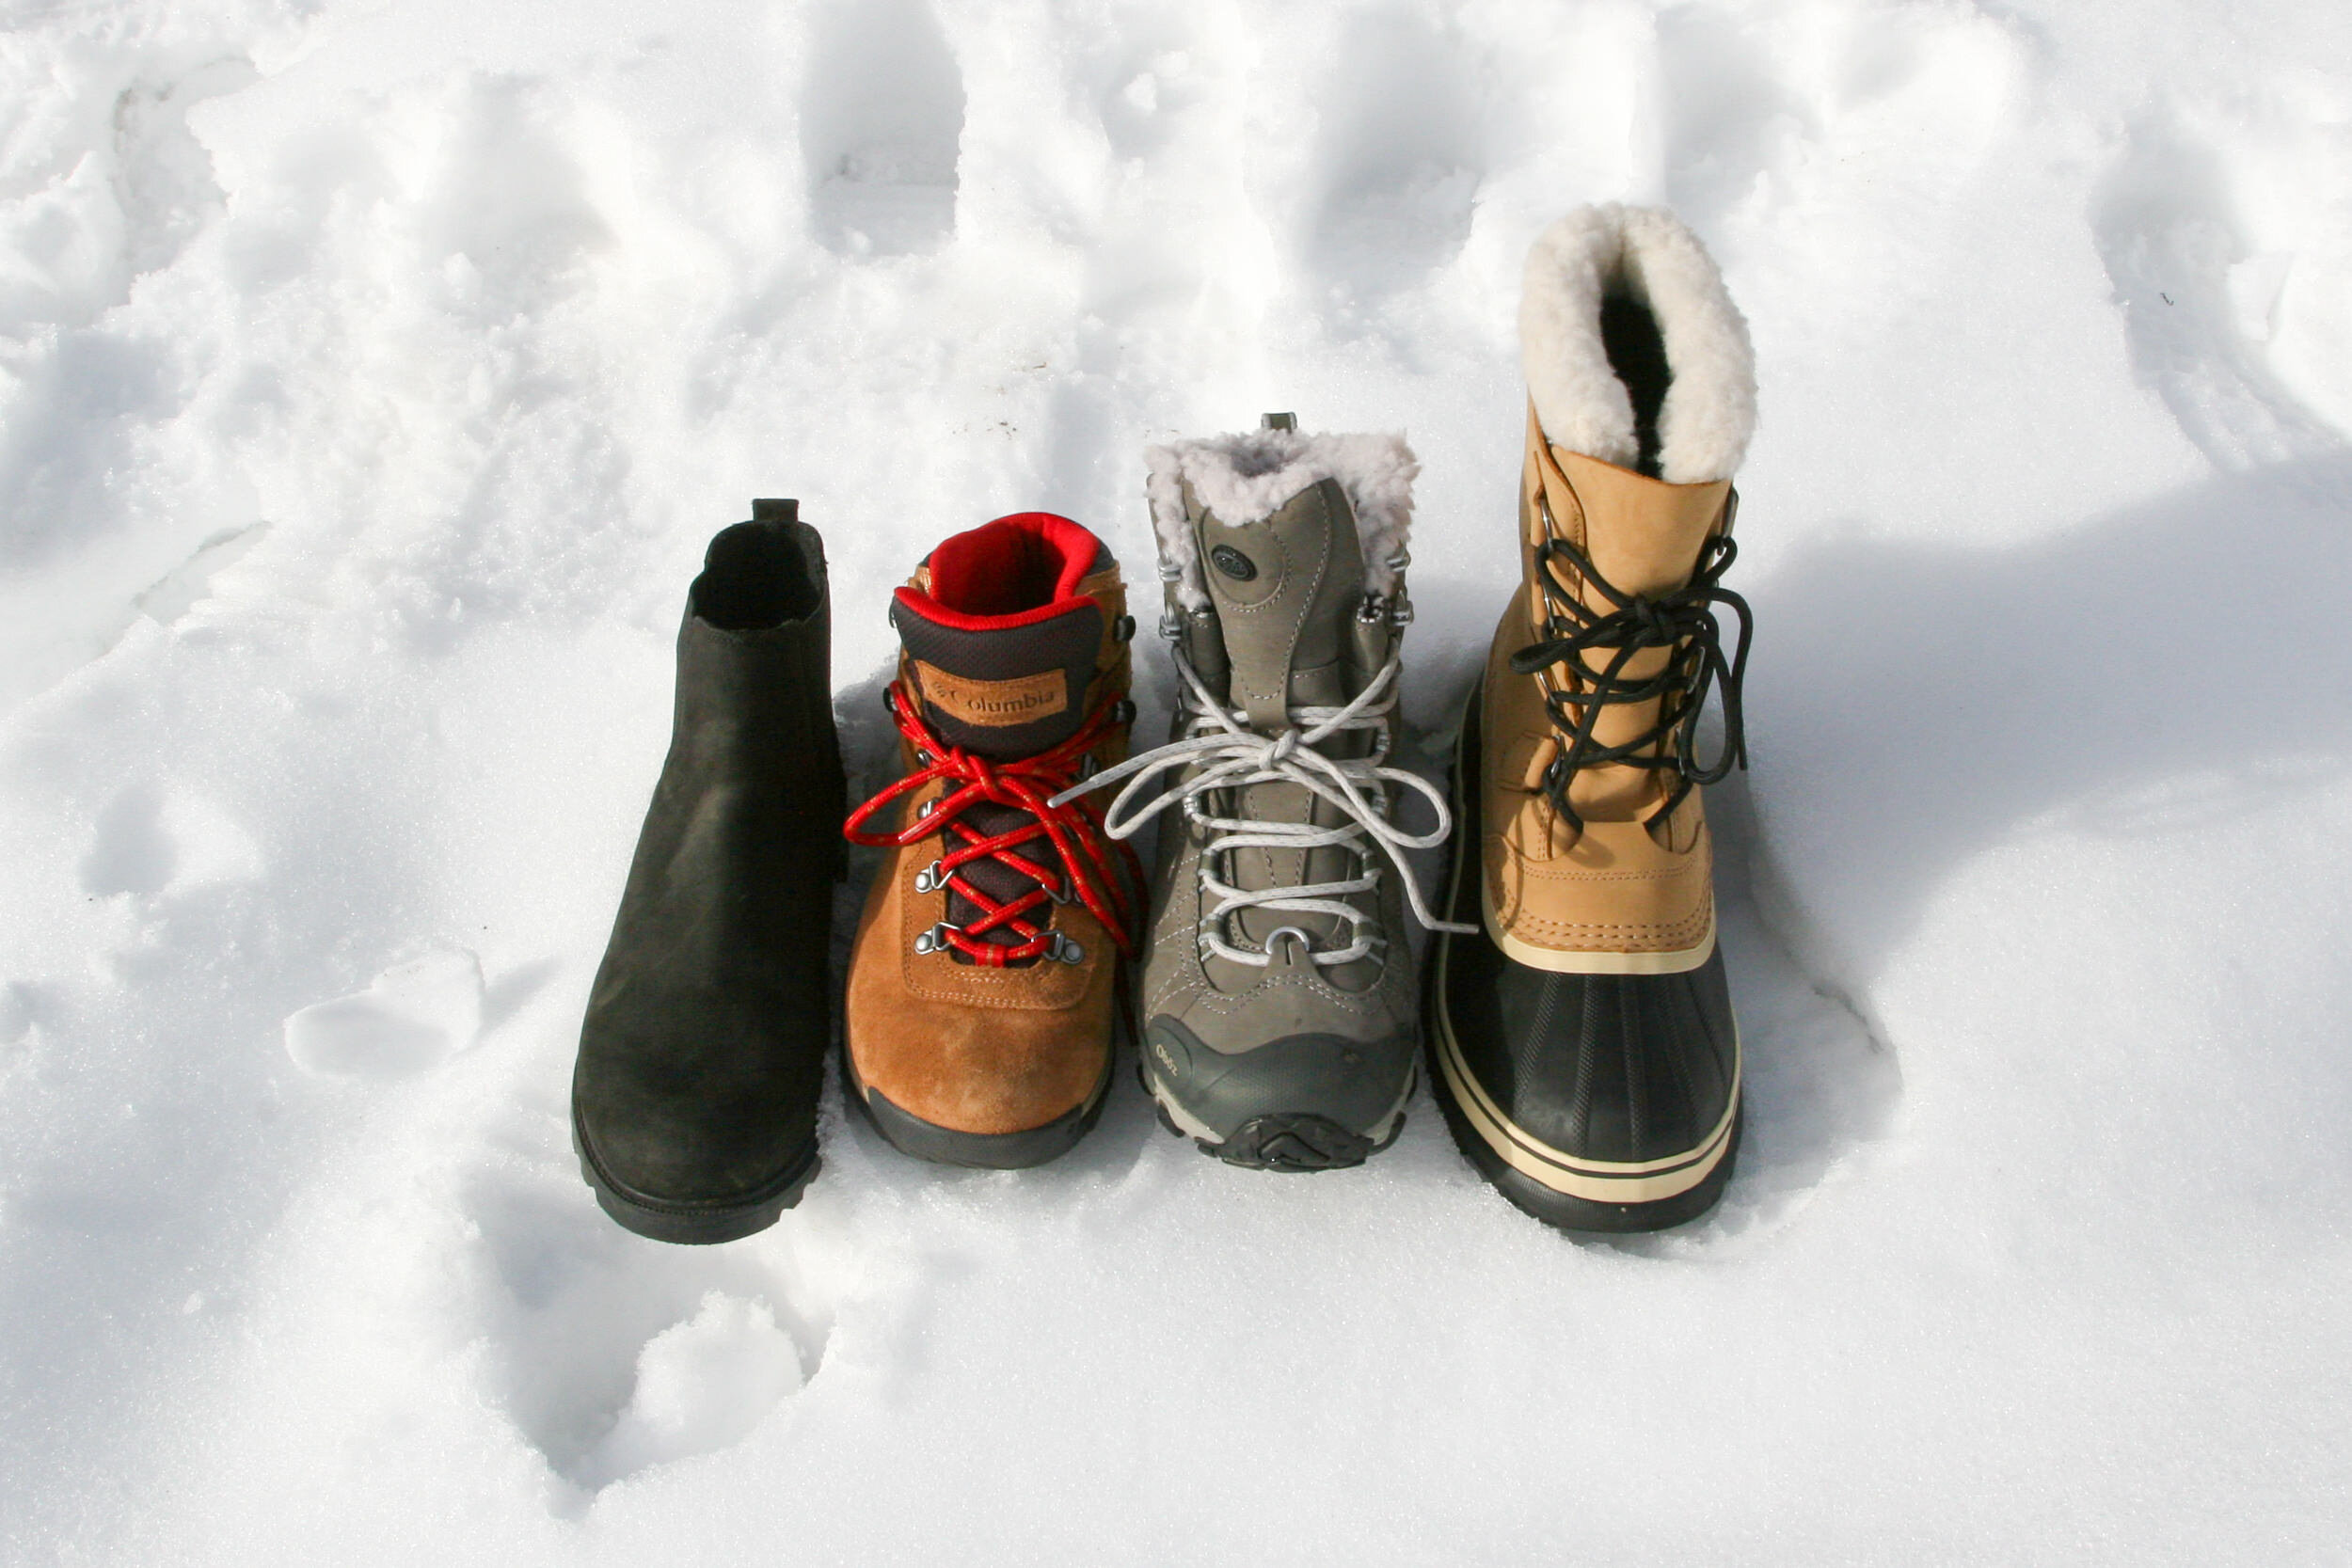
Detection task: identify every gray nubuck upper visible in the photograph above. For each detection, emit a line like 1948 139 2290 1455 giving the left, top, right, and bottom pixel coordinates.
1059 417 1470 1171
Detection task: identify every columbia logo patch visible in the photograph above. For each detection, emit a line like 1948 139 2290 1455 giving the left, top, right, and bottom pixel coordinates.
911 661 1068 727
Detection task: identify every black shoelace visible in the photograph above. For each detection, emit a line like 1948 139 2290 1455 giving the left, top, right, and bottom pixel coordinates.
1506 498 1753 835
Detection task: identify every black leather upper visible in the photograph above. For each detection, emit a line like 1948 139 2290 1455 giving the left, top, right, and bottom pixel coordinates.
572 518 844 1207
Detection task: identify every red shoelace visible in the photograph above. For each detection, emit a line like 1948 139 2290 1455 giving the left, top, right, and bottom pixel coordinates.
843 681 1141 967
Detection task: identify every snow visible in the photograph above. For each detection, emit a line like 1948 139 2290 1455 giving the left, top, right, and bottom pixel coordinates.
282 946 483 1080
3 0 2350 1560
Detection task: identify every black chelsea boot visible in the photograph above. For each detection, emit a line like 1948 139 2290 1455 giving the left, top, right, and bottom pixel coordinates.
572 500 846 1243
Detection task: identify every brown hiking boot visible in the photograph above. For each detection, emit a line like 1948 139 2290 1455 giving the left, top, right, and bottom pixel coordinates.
1426 204 1758 1231
842 512 1140 1167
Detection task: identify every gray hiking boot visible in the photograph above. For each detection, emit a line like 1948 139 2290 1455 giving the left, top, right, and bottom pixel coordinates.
1070 415 1471 1170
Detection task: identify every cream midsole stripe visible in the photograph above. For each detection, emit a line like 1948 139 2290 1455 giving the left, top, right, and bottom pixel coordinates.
1436 1019 1738 1202
1484 905 1717 975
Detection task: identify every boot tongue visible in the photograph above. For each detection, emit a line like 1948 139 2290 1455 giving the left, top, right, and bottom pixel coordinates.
1530 440 1733 822
1541 444 1728 595
1194 477 1366 727
890 513 1113 960
890 514 1107 762
1191 477 1373 967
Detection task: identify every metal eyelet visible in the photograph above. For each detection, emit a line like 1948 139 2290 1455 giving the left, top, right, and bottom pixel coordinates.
1263 927 1315 961
1111 699 1136 725
1111 613 1136 642
912 861 944 894
913 922 957 957
1047 930 1085 965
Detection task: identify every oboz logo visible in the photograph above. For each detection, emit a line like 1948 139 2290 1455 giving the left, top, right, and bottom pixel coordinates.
1209 544 1257 581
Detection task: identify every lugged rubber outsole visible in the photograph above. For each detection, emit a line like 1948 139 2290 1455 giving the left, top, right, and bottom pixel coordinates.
1140 1058 1406 1172
573 1118 819 1245
1214 1112 1388 1170
843 1040 1113 1170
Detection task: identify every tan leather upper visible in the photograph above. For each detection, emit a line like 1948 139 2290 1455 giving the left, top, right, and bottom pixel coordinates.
1480 407 1730 967
845 565 1131 1133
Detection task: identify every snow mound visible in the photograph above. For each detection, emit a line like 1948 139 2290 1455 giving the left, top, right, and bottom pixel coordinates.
578 1291 807 1490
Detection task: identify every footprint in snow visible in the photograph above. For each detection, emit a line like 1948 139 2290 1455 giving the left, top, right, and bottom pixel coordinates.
80 781 264 899
799 0 964 257
282 948 483 1080
2093 104 2352 466
571 1292 805 1490
1304 9 1484 299
451 1161 837 1499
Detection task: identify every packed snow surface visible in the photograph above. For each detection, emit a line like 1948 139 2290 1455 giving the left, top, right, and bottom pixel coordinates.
5 0 2351 1561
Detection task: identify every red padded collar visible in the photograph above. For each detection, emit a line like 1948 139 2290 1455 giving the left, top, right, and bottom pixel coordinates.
897 512 1101 631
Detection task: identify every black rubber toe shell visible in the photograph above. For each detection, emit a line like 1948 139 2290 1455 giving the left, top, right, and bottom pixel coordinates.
1426 1073 1740 1233
1424 681 1742 1233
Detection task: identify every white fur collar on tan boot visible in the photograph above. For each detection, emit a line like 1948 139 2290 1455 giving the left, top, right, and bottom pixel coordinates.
1520 203 1757 483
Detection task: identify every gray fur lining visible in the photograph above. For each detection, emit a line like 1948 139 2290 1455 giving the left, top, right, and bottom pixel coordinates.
1144 430 1416 612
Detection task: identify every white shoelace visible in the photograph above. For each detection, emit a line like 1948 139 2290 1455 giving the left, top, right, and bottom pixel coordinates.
1051 647 1476 968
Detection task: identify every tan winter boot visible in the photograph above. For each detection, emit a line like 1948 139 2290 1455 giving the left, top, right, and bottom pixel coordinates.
842 512 1140 1167
1426 204 1758 1232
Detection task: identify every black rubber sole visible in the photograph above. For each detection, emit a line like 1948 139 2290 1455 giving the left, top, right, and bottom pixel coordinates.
844 1041 1112 1170
1141 1058 1405 1172
573 1120 820 1245
1425 1053 1742 1232
1422 682 1740 1235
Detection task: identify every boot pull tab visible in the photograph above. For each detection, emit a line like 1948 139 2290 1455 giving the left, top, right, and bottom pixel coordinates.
752 498 799 524
1260 412 1297 432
